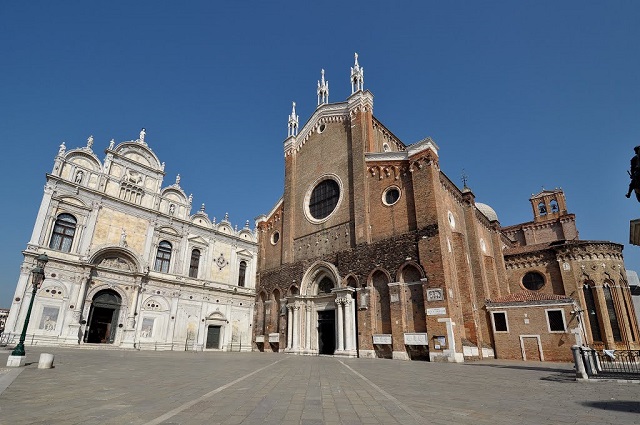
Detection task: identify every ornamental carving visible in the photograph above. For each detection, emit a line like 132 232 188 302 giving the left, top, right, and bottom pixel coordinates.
98 257 133 271
216 253 229 270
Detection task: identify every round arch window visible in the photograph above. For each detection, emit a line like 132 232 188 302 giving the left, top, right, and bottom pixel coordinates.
304 175 343 223
382 186 401 206
270 231 280 245
522 272 545 290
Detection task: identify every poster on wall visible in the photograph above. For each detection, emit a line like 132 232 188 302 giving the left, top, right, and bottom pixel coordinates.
39 306 59 331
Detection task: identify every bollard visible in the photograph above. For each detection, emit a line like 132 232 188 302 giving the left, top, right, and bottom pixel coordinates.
572 345 588 380
38 353 54 369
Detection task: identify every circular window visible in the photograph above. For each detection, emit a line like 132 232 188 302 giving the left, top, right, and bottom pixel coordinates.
448 211 456 229
318 123 326 133
382 186 401 206
271 231 280 245
304 175 343 223
522 272 545 290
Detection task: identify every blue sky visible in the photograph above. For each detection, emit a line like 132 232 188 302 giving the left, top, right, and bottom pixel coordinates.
1 2 640 308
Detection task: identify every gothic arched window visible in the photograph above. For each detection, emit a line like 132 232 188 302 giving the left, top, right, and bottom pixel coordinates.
318 277 333 294
238 261 247 287
603 285 622 342
583 283 602 342
49 213 77 252
154 241 172 273
189 249 200 278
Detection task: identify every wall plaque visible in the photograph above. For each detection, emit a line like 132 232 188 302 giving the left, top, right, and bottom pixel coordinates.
426 307 446 316
426 288 444 302
404 333 428 345
268 333 280 343
372 334 392 345
255 335 264 343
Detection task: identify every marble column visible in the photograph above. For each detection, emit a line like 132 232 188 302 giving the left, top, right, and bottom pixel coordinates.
344 297 353 351
336 298 344 352
292 303 300 351
287 305 293 349
305 302 312 352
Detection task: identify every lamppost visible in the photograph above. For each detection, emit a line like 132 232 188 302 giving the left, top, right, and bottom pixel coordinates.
11 253 49 358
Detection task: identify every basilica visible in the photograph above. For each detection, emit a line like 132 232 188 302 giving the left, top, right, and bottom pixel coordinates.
251 54 640 362
5 55 639 362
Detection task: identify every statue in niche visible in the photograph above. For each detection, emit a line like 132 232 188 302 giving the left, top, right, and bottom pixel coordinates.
169 204 175 215
120 228 128 247
75 170 84 184
44 316 56 331
626 145 640 202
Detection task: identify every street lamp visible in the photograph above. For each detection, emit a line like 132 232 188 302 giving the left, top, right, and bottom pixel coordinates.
11 253 49 357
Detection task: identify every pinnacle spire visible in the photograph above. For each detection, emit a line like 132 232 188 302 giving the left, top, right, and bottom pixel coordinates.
288 101 299 137
350 52 364 94
317 69 329 105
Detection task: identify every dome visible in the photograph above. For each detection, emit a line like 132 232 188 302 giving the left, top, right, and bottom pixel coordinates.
476 202 499 222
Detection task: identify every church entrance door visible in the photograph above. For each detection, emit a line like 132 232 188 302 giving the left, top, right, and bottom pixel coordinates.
318 310 336 354
85 290 121 344
206 325 221 349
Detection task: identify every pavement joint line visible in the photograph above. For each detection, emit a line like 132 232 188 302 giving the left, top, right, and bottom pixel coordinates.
0 367 24 397
338 360 427 425
142 357 287 425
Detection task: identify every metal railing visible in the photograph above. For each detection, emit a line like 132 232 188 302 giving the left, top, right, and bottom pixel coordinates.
572 346 640 380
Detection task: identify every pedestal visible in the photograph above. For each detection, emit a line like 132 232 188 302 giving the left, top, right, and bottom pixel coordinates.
6 355 25 367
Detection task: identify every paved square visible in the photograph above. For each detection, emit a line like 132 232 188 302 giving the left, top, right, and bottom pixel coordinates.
0 347 638 424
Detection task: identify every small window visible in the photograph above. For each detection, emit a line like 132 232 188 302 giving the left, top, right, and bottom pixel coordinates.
522 272 545 291
271 231 280 245
546 310 566 332
49 213 77 252
382 187 401 206
492 312 508 332
154 241 172 273
238 261 247 287
189 249 200 278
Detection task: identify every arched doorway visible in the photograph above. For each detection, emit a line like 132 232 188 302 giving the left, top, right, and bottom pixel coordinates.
85 290 122 344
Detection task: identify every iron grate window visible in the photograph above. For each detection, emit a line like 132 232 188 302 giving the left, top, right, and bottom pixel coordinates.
522 272 545 290
493 312 508 332
49 213 77 252
238 261 247 287
309 179 340 220
547 310 565 332
189 249 200 278
154 241 172 273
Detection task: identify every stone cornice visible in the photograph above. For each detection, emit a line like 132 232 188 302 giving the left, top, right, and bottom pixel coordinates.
284 102 349 157
439 172 465 205
371 118 405 151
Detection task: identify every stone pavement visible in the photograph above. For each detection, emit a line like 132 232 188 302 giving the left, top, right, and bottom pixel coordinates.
0 347 638 425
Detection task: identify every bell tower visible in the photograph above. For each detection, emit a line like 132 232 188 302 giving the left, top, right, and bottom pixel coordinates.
530 188 568 223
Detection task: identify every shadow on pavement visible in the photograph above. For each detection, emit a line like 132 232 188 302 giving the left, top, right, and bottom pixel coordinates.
582 401 640 413
462 362 570 374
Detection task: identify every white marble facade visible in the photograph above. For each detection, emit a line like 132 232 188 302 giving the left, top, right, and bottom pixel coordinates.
4 131 257 351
